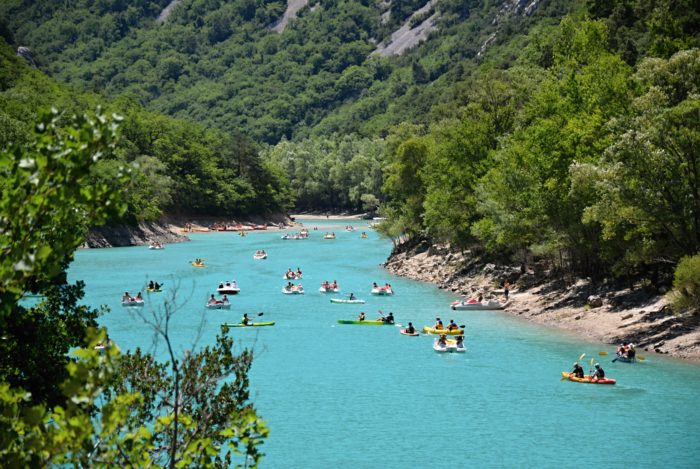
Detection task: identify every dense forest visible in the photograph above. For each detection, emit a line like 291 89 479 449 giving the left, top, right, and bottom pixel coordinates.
1 0 699 464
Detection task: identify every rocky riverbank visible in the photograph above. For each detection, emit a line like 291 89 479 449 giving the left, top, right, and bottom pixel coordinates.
83 213 293 248
384 239 700 362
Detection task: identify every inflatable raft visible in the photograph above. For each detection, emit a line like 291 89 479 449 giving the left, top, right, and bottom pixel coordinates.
422 326 464 335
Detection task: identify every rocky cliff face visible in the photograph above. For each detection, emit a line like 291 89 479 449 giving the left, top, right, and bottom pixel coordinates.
83 221 188 248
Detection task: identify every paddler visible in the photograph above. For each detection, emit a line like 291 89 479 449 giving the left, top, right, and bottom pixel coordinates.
405 322 416 334
385 312 394 324
591 363 606 381
358 312 366 322
241 313 251 326
434 317 444 330
447 319 459 331
570 362 584 379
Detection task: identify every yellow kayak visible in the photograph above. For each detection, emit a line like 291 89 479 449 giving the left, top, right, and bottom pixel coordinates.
422 326 464 335
192 262 205 267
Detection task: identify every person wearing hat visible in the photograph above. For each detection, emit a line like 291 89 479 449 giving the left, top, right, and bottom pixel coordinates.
591 363 606 381
571 362 585 379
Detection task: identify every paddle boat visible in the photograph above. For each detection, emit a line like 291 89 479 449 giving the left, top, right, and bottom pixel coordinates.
451 298 506 310
253 250 268 260
206 301 231 310
561 372 616 385
148 243 164 250
323 232 336 239
433 340 449 353
283 272 302 280
282 284 304 295
217 281 241 295
122 298 144 307
446 337 466 353
422 326 464 335
319 282 340 293
330 297 366 304
223 322 275 327
371 284 394 295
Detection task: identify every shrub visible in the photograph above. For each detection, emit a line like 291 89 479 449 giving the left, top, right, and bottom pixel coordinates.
670 253 700 312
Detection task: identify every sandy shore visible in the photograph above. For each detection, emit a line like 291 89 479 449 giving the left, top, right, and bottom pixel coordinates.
384 242 700 363
290 213 367 220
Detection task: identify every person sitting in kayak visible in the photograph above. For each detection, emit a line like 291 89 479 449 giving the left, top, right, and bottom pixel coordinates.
358 312 366 321
349 293 356 300
447 320 459 331
616 342 628 358
591 363 606 381
154 281 161 290
571 362 585 379
434 318 444 330
384 312 394 324
627 344 636 359
148 280 155 290
405 322 416 334
241 313 251 325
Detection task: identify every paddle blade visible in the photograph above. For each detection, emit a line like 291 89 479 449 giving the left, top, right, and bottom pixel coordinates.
257 312 264 316
578 353 586 361
599 351 608 356
637 355 645 361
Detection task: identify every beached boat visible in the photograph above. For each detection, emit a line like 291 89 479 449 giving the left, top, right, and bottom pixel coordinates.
451 299 506 310
561 372 616 385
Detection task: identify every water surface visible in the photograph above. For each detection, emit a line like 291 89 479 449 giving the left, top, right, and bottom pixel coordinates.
70 219 700 468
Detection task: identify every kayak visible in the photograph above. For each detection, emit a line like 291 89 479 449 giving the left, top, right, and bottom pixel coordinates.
330 298 365 304
422 326 464 335
451 299 506 310
206 303 231 310
122 300 144 307
400 329 419 336
147 288 162 293
223 322 275 327
561 372 616 385
337 320 392 326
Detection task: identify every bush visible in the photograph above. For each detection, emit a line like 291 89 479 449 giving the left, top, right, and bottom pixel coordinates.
670 253 700 312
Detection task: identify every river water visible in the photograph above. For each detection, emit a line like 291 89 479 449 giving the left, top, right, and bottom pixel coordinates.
69 219 700 468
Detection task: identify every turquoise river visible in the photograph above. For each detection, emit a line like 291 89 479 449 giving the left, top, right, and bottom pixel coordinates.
68 219 700 468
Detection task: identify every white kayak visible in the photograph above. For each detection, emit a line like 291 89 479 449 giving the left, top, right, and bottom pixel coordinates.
206 302 231 310
330 298 366 304
451 299 506 310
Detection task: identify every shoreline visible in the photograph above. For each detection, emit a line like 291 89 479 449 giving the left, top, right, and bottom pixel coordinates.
383 241 700 363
